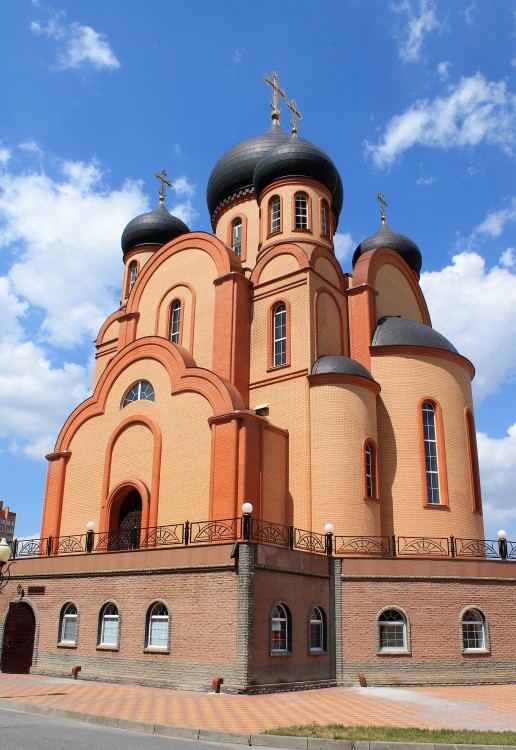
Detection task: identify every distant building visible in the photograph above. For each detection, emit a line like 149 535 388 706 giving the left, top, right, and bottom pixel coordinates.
0 502 16 544
0 85 514 688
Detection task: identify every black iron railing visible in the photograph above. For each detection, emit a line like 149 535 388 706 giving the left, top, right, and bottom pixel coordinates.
9 519 516 562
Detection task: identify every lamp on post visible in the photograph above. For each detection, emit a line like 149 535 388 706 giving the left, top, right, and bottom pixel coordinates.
324 523 334 556
242 503 253 541
86 521 95 553
0 537 13 593
498 529 507 561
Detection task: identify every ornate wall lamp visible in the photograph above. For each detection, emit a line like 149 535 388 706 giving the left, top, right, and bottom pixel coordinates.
0 537 14 593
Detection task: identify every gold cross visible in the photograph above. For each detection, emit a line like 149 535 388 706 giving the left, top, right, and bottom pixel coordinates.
155 169 172 204
286 99 302 137
377 191 388 224
263 71 287 122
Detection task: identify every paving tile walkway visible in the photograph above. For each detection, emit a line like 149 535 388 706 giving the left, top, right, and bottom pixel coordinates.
0 674 514 734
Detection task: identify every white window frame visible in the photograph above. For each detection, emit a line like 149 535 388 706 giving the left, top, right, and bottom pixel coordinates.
59 603 78 644
146 602 169 650
461 608 486 652
378 608 408 652
129 262 138 292
232 218 242 259
422 401 440 504
122 380 155 408
273 303 287 367
321 201 327 236
271 603 290 653
294 193 308 229
270 196 281 233
170 301 181 344
309 606 325 653
99 603 119 646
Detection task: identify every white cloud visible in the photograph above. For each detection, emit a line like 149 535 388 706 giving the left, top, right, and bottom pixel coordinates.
334 232 355 264
172 176 195 197
463 3 476 25
436 60 451 79
500 248 515 268
420 252 516 400
365 73 516 168
232 49 245 64
31 15 119 70
477 424 516 540
0 148 10 166
473 196 516 238
416 174 436 186
391 0 443 63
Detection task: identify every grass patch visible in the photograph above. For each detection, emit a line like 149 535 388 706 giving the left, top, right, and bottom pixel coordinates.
264 723 516 745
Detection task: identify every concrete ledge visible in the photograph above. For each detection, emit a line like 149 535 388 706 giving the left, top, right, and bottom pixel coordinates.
154 724 200 739
251 735 308 748
83 713 119 727
117 718 155 733
199 729 251 744
53 708 86 721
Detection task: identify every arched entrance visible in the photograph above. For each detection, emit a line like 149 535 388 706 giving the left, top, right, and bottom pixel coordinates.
114 490 142 550
1 602 36 674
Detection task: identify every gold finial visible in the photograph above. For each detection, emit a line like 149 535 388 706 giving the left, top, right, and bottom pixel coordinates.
263 71 287 123
286 99 302 137
155 169 172 205
377 191 388 224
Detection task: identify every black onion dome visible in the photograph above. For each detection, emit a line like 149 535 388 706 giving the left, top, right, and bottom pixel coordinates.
372 316 458 354
121 203 190 256
312 355 374 380
207 123 291 218
352 222 422 274
253 137 344 220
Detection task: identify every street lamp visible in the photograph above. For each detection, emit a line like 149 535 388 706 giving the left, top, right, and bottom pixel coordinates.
242 503 253 541
86 521 95 553
324 523 334 556
0 537 13 593
498 529 508 561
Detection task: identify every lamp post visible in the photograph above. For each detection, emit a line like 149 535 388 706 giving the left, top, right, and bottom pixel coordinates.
242 503 253 541
0 537 13 593
324 523 334 556
498 529 507 561
86 521 95 553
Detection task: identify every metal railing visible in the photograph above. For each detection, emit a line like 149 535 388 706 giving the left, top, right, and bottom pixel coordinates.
9 518 515 562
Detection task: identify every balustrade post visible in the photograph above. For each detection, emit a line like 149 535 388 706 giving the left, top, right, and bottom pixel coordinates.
288 524 294 549
450 535 455 558
499 538 508 561
12 539 17 559
184 520 189 546
46 535 53 556
391 534 396 557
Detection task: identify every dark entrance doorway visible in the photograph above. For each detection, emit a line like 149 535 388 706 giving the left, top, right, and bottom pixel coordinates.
1 601 36 674
116 490 142 550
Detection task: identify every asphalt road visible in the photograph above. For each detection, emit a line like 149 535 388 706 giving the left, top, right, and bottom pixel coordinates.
0 706 266 749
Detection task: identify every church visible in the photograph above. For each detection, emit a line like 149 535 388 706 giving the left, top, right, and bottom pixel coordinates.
0 75 514 690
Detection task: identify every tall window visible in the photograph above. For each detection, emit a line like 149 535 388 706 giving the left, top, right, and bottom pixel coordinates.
309 606 326 652
59 603 78 644
271 603 291 653
273 303 287 367
461 609 486 651
98 603 119 646
270 196 281 233
128 262 138 292
465 410 482 513
146 602 169 649
364 441 376 499
321 201 328 236
422 401 440 504
122 380 155 408
232 218 242 259
378 609 407 651
294 193 308 229
170 300 181 345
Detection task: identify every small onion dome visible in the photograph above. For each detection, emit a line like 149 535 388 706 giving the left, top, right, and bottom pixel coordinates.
372 316 458 354
121 203 190 256
352 222 422 274
253 137 344 221
312 355 374 380
207 123 291 219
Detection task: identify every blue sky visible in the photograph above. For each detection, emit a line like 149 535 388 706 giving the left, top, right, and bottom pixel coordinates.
0 0 515 541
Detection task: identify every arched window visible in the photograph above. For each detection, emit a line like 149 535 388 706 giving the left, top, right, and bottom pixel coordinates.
271 603 291 653
294 192 308 229
146 602 169 649
122 380 155 408
309 606 326 652
231 218 242 259
364 440 377 499
378 609 407 651
270 196 281 234
128 261 138 293
461 609 486 651
465 409 482 513
170 300 181 345
422 401 440 505
59 603 78 644
98 603 119 646
321 200 328 237
272 302 287 367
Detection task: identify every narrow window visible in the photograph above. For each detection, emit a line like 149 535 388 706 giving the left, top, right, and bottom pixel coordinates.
465 410 482 513
271 603 291 653
422 401 440 504
146 602 169 649
170 300 181 345
270 196 281 233
365 442 375 498
99 603 119 646
232 218 242 259
294 193 308 229
321 201 328 236
273 303 287 367
128 262 138 292
122 380 155 408
309 606 326 652
59 603 78 644
461 609 486 651
378 609 407 651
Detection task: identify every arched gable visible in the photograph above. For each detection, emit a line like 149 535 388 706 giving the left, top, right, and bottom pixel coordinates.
309 245 347 294
251 242 309 285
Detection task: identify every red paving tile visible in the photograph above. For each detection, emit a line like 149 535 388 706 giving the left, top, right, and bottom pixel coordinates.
0 674 514 733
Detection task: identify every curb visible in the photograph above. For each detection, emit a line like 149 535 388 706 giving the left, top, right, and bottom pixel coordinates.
0 698 512 750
